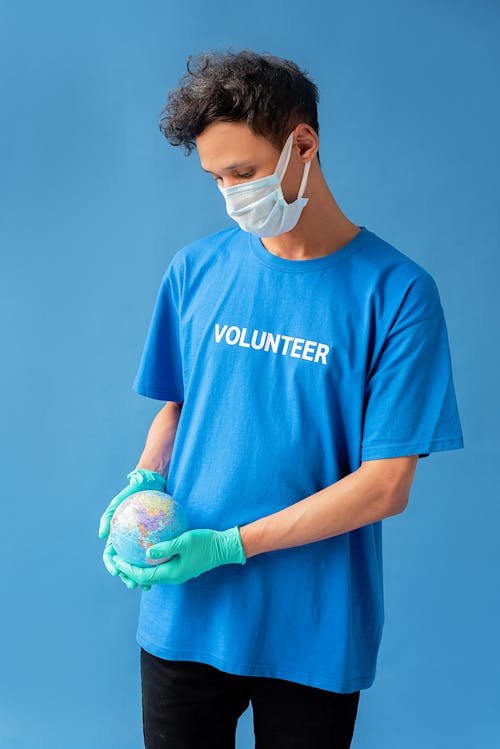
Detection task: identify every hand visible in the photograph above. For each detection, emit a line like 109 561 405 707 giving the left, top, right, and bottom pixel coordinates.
98 468 166 590
112 526 247 587
103 535 150 591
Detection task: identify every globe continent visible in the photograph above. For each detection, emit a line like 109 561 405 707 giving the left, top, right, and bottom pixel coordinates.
110 489 189 567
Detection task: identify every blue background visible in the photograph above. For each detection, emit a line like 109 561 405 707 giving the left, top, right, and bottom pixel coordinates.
1 1 498 747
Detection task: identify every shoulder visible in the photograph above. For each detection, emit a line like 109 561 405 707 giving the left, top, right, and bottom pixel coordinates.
159 226 239 296
362 228 442 318
169 226 240 270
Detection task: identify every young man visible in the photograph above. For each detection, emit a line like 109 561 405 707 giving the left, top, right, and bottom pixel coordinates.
98 49 464 748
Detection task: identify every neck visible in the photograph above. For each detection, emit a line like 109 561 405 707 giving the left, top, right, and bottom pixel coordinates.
260 161 361 261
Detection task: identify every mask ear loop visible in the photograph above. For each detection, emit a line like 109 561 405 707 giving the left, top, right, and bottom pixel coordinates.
297 160 311 198
274 131 295 181
275 131 311 199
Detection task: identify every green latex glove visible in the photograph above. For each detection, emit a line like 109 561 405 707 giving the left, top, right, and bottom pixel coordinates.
112 526 247 587
98 468 166 591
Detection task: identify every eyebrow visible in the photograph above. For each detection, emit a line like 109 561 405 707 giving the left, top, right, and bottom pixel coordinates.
201 161 254 174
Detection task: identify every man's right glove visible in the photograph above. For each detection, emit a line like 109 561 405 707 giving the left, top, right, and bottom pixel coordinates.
98 468 167 590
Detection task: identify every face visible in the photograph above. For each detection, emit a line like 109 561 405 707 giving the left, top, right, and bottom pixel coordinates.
196 120 307 200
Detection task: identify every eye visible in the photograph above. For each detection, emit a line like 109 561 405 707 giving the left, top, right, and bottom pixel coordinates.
212 171 254 184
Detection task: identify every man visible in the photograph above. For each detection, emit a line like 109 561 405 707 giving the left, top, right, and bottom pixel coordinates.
98 49 464 748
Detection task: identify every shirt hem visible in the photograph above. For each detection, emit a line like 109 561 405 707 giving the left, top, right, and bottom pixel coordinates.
132 379 184 402
361 436 464 460
136 633 376 694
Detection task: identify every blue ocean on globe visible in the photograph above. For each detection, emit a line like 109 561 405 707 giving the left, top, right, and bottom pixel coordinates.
109 490 190 567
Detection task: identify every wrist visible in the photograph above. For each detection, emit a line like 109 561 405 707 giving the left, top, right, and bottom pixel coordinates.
127 468 167 489
220 526 247 566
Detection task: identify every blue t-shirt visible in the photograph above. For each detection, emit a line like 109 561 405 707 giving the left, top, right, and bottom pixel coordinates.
131 224 464 693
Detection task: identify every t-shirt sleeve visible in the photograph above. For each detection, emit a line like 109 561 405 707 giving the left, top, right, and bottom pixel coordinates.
360 273 464 461
132 262 184 402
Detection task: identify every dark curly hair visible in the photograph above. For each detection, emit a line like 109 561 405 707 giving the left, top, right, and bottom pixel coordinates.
159 48 321 167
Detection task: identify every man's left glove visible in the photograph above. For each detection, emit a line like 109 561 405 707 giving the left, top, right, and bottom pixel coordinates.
112 526 247 587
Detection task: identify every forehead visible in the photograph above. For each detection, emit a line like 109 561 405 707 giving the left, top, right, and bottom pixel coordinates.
196 121 275 173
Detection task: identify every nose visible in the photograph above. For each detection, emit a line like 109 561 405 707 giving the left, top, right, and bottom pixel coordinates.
219 177 246 189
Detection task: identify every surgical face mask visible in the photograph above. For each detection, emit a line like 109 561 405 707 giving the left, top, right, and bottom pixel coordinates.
217 130 311 237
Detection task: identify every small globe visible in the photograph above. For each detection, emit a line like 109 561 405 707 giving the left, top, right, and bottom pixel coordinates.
109 490 189 567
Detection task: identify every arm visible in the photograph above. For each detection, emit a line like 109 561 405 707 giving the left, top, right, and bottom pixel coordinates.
112 441 418 586
114 454 419 587
135 401 183 479
239 455 418 560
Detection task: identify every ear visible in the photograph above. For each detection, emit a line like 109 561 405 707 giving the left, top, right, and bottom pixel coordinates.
294 124 318 163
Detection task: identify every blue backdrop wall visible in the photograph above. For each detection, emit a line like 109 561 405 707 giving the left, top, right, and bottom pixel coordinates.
1 1 498 747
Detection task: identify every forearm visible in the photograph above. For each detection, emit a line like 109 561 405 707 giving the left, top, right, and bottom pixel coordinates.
238 463 406 559
135 401 182 479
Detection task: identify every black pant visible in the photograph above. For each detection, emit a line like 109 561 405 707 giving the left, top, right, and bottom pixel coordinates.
140 646 361 749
